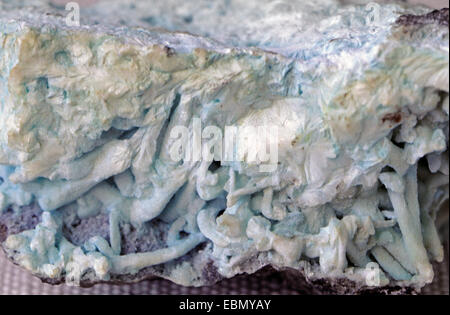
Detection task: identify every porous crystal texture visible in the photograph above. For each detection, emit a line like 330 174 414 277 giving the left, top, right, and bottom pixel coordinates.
0 0 448 292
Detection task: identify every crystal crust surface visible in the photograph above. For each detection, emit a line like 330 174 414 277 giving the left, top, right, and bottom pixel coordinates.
0 0 448 291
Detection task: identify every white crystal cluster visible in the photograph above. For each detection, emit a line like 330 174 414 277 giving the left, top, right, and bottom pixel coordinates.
0 0 448 289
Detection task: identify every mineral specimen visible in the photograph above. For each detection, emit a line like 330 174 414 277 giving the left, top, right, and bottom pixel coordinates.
0 0 448 294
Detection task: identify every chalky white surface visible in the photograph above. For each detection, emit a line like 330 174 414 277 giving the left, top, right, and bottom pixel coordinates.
0 0 448 295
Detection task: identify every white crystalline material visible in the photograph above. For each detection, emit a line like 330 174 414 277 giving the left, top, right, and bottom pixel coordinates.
0 0 448 290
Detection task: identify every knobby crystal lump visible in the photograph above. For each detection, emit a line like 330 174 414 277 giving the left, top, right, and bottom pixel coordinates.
0 0 448 294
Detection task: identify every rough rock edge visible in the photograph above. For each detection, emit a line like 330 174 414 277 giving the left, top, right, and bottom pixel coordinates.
0 245 421 295
41 268 422 295
0 206 424 295
396 8 449 27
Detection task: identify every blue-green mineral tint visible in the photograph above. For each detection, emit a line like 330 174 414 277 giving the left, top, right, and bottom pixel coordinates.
0 0 448 290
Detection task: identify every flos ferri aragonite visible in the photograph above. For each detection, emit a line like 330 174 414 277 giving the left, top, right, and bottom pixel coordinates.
0 0 448 294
